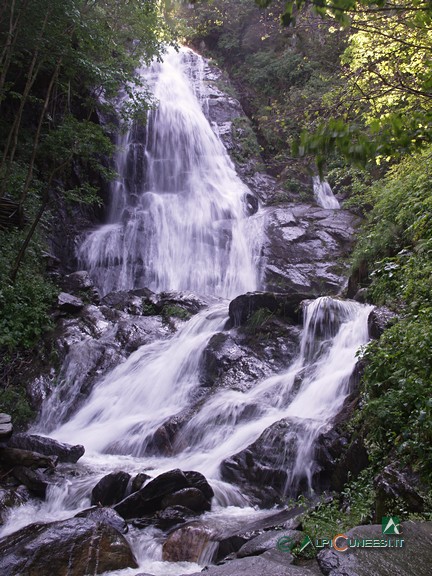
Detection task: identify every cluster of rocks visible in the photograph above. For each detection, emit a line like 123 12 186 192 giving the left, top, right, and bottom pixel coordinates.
0 416 84 518
0 423 218 575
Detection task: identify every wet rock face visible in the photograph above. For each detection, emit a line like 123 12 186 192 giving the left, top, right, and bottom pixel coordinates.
221 417 305 506
0 517 138 575
28 287 207 425
221 394 368 505
263 204 359 295
374 464 425 516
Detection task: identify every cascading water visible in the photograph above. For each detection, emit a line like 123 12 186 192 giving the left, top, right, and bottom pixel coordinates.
1 47 373 575
78 48 259 298
312 175 340 209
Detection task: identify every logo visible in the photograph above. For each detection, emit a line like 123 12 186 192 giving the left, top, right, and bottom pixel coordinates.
382 517 402 535
276 536 295 552
276 535 313 553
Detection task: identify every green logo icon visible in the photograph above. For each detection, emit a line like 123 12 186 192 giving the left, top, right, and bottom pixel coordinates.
277 534 313 553
277 536 294 552
382 516 402 535
299 535 313 552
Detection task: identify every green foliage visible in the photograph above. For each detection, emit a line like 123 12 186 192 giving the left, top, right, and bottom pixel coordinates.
142 303 158 316
162 304 191 320
246 307 274 329
300 470 376 539
0 385 34 426
352 146 432 481
0 229 56 350
231 116 263 166
360 313 432 479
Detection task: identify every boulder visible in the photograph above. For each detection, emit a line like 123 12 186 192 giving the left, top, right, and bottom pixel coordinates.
161 487 211 513
199 321 301 392
75 506 128 534
374 464 425 518
4 434 84 464
263 204 359 295
154 505 195 530
184 470 214 501
91 471 131 506
114 469 213 520
220 418 307 505
162 522 212 563
237 529 302 558
12 466 51 498
62 270 100 303
227 291 311 328
179 555 323 576
367 306 397 339
57 292 84 313
0 517 138 575
130 472 151 493
317 522 432 576
0 414 12 440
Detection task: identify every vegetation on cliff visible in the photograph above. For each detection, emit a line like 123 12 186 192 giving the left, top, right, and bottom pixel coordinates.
0 0 175 422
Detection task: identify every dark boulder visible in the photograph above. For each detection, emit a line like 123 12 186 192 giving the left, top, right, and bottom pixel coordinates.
184 470 214 501
228 291 310 328
12 466 51 498
374 464 425 518
91 471 131 506
161 487 211 513
100 288 154 315
130 472 151 493
4 434 84 464
57 292 85 314
220 418 307 505
154 505 195 530
114 469 213 520
62 270 100 304
0 517 138 575
368 306 397 339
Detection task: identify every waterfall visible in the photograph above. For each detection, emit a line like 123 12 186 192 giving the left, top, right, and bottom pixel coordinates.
1 46 373 575
312 176 340 209
77 48 260 298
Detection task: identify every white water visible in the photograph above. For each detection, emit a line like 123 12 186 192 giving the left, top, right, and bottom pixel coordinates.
78 48 260 298
312 176 340 209
1 48 373 575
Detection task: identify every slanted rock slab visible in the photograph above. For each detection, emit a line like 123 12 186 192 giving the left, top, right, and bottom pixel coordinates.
0 516 138 575
317 521 432 576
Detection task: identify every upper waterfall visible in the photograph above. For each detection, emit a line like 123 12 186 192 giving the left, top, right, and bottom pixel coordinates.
78 48 261 298
312 176 340 209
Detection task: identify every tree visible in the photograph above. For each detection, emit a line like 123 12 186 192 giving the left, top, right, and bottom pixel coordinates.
0 0 176 282
254 1 432 166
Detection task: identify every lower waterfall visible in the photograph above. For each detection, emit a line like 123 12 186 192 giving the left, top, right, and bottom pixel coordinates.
0 47 373 575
